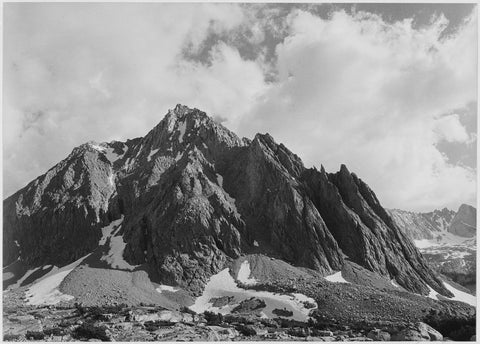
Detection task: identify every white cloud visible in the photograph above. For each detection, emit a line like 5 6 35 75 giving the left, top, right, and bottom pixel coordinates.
3 3 258 197
3 4 477 212
235 9 477 211
434 114 471 143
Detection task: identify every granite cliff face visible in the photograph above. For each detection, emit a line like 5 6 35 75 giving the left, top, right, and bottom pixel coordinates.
3 104 451 297
449 204 476 238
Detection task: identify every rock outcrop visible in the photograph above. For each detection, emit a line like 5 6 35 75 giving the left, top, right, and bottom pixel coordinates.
449 204 476 238
3 104 451 298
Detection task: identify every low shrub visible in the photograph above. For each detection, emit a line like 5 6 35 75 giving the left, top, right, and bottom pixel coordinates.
180 306 196 315
424 310 475 341
144 320 175 331
72 321 112 341
43 327 66 336
3 333 22 341
203 311 223 325
26 331 45 340
235 324 257 336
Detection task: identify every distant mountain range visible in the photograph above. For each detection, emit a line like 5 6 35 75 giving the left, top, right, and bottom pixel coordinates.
388 205 476 292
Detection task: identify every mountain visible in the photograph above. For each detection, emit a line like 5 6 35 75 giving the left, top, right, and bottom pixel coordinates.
449 204 476 238
3 104 454 302
388 205 476 293
387 208 455 240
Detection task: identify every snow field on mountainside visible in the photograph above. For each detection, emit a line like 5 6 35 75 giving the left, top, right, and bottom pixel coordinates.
236 261 257 286
178 121 187 143
26 254 90 305
189 268 317 322
443 282 476 307
99 217 139 271
156 285 180 293
427 286 439 300
424 282 476 307
324 271 350 283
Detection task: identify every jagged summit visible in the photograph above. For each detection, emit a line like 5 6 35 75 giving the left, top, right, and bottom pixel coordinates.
4 105 454 299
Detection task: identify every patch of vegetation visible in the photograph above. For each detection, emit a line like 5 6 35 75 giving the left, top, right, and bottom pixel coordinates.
44 327 67 336
144 320 175 331
224 314 255 325
72 321 112 341
272 308 294 317
74 302 86 315
235 324 257 336
203 311 223 325
303 301 316 309
287 327 308 337
424 310 475 341
76 304 129 320
180 306 196 315
3 333 22 341
26 331 45 340
274 317 308 328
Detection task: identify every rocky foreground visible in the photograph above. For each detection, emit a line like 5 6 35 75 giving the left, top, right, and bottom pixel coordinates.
3 273 476 342
2 302 475 342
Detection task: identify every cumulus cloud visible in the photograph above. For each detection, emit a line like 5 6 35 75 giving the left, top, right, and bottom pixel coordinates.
236 9 477 211
434 114 471 143
3 4 477 212
3 3 260 197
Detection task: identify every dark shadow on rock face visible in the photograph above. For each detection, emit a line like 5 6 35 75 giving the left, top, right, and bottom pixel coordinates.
20 265 54 287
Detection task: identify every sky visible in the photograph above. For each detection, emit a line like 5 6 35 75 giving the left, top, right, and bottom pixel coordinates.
3 3 477 212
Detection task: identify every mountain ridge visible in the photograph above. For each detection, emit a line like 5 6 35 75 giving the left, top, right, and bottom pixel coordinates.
3 104 453 299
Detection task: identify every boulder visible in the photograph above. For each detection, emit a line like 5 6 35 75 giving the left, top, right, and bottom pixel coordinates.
417 322 443 341
207 326 238 340
391 323 431 341
367 329 391 341
3 317 43 337
209 296 235 308
232 297 266 314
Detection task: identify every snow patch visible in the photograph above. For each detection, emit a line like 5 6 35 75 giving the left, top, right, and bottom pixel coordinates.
414 239 433 249
443 281 476 307
324 271 350 284
99 217 124 245
189 268 317 322
391 279 400 288
147 148 160 162
104 146 125 163
216 173 223 187
156 285 180 293
167 115 176 132
42 265 52 270
237 260 257 286
102 235 138 271
178 121 187 143
108 172 115 186
26 254 90 305
89 143 105 152
254 240 259 247
175 152 183 162
100 217 139 271
427 285 439 300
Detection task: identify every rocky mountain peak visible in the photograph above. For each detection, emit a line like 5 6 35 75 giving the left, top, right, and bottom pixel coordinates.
4 104 453 299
